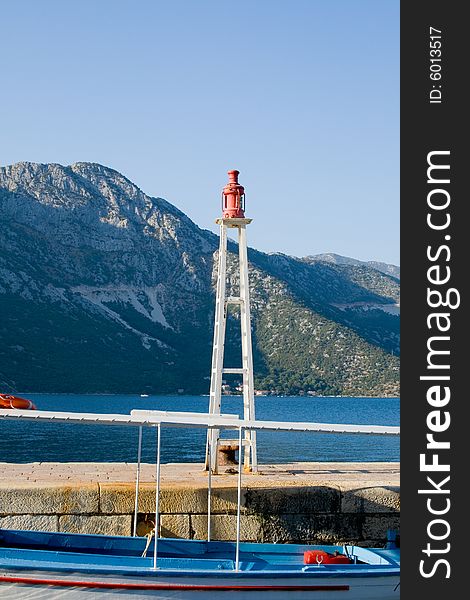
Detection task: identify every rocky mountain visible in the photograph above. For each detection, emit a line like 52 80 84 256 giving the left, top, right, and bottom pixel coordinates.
306 253 400 280
0 162 400 397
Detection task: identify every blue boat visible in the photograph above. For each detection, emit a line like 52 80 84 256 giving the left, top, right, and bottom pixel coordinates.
0 528 400 599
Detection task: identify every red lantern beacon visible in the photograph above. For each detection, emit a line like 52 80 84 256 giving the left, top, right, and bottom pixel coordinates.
222 170 246 219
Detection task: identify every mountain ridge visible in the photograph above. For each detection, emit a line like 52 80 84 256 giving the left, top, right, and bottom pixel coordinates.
305 252 400 280
0 162 400 396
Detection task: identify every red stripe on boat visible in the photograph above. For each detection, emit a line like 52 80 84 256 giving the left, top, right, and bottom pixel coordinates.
0 575 349 592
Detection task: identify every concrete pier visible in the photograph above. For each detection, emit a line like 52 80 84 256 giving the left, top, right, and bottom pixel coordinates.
0 462 399 546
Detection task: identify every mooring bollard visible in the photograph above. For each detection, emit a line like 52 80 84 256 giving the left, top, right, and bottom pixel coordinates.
217 442 239 466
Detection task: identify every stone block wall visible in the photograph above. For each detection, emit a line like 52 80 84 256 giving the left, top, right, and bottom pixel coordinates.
0 480 400 546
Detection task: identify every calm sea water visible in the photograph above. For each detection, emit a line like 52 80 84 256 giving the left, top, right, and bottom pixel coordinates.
0 394 399 464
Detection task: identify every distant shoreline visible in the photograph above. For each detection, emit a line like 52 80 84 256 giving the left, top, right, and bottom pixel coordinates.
13 392 400 400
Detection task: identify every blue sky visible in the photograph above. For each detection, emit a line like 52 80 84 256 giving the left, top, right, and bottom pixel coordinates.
0 0 399 264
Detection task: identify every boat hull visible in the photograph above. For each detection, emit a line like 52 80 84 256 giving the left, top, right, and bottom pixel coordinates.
0 529 400 599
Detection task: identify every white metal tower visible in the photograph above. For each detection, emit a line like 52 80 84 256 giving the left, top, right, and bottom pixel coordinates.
206 170 257 474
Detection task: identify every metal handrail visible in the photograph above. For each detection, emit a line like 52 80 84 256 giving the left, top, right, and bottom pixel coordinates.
0 409 400 435
133 426 143 537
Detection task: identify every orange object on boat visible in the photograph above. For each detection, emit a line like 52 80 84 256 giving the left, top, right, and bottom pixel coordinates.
304 550 352 565
0 394 36 410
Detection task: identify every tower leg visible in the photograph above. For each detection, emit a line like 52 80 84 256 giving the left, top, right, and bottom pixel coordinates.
238 226 257 473
205 223 228 472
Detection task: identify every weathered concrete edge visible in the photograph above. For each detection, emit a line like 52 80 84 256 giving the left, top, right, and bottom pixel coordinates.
0 482 400 516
